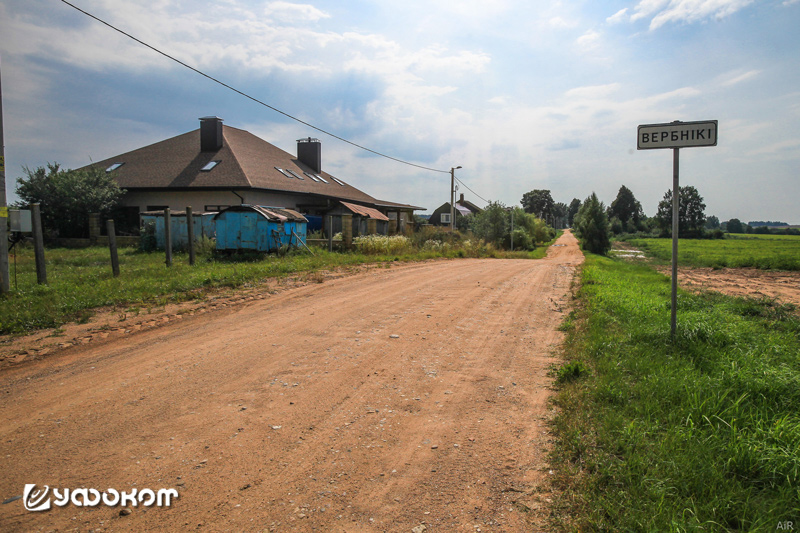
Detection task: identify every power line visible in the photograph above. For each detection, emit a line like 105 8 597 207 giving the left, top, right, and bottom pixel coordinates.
454 176 489 204
59 0 450 174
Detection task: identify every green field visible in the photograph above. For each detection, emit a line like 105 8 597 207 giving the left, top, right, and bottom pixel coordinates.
628 234 800 270
551 254 800 530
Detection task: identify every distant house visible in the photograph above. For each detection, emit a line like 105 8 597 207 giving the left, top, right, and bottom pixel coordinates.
86 117 422 233
429 194 483 228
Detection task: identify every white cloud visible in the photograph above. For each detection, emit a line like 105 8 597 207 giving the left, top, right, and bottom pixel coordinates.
565 83 622 100
576 29 602 51
548 16 578 28
263 2 330 23
721 69 761 86
606 8 629 24
631 0 756 30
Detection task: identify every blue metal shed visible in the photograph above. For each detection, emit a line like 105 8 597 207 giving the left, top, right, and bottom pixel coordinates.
140 211 216 250
214 205 308 252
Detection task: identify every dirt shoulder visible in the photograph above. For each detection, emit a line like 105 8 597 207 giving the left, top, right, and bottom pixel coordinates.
0 231 583 532
654 266 800 308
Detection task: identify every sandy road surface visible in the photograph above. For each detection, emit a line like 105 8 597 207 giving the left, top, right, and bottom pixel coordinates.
0 231 583 532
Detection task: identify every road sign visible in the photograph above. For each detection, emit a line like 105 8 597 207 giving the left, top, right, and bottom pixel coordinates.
637 120 718 150
637 119 718 338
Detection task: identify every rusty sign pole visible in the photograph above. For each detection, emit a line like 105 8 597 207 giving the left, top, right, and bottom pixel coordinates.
671 148 679 336
637 120 718 338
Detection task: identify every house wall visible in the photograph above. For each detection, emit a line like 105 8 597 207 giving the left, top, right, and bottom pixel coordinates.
430 203 453 227
121 190 331 215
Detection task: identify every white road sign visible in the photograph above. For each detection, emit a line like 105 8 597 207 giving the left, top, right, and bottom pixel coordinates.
637 120 718 150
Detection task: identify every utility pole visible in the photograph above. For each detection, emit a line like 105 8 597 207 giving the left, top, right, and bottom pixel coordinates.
0 54 10 294
450 166 461 233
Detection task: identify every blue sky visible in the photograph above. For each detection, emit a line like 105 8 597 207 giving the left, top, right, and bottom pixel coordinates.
2 0 799 222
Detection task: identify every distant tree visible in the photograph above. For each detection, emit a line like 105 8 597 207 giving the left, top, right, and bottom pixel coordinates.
567 198 581 227
552 202 568 229
469 201 510 247
521 190 555 220
705 215 720 229
15 162 126 238
749 221 788 227
574 192 611 255
655 186 706 238
726 218 745 234
608 185 644 227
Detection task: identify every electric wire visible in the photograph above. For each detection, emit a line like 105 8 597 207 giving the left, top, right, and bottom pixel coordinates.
59 0 450 174
454 177 489 204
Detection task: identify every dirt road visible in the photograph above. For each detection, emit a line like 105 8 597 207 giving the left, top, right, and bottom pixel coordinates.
0 231 583 532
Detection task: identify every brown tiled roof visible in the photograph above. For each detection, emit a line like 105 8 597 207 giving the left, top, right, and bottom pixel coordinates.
87 125 380 205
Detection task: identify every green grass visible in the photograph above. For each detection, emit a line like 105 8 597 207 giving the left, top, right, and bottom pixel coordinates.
628 234 800 270
551 254 800 531
1 239 556 335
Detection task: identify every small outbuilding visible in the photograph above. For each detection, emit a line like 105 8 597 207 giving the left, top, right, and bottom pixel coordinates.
140 210 216 250
214 205 307 252
326 201 390 236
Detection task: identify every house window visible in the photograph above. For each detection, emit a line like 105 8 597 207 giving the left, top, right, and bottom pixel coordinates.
274 167 293 178
204 205 229 212
201 161 221 171
440 213 451 224
105 162 124 172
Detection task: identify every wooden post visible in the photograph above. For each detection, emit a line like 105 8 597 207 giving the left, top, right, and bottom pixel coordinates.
342 214 353 250
31 203 47 284
164 208 172 267
107 219 119 277
328 215 333 252
0 55 10 293
88 213 101 245
186 206 195 266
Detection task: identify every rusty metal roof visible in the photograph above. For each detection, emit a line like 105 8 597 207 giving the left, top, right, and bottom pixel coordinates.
339 201 390 221
213 204 308 222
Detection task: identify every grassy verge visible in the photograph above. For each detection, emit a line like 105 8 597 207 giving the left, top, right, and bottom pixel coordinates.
550 254 800 530
1 238 556 336
628 235 800 270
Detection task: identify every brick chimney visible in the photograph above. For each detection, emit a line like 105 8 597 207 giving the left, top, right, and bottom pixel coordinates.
459 193 465 205
297 137 322 173
200 116 223 152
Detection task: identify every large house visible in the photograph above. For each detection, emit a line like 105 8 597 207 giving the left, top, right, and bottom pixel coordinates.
88 117 422 232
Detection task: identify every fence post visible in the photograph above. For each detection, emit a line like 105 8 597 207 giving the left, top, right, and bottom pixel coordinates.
186 206 195 266
107 219 120 277
328 215 333 252
164 208 172 267
342 214 353 250
31 203 47 284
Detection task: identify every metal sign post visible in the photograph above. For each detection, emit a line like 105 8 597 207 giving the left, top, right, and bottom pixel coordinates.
637 120 718 337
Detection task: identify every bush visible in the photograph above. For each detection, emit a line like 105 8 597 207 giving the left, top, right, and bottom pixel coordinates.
352 234 412 255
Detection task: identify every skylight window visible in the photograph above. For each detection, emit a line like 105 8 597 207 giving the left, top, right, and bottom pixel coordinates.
286 169 304 180
274 167 293 178
105 162 124 172
329 175 345 186
304 172 320 182
201 161 221 171
314 174 329 184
